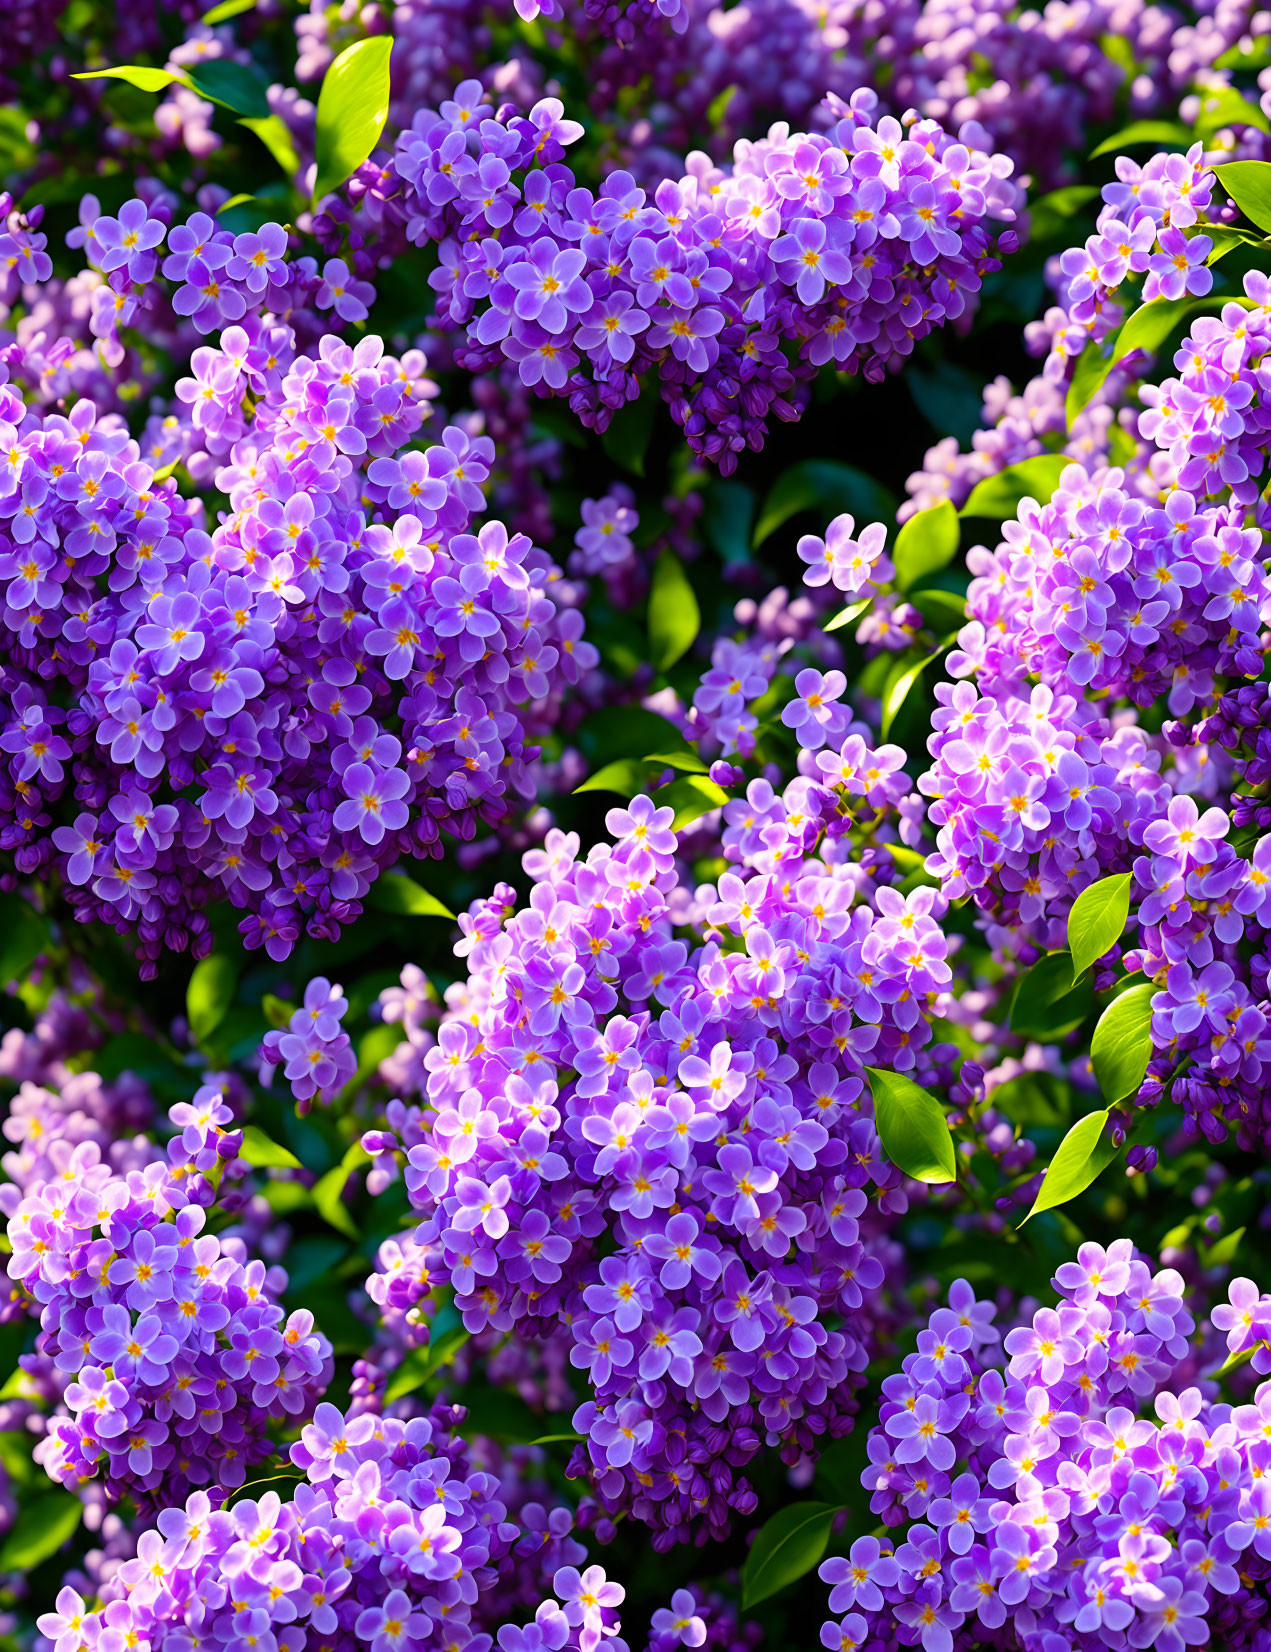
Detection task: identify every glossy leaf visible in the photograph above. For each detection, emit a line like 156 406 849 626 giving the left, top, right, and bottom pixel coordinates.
1194 85 1271 140
741 1501 840 1610
1089 120 1191 159
239 1125 302 1171
1067 873 1132 979
892 501 959 591
1091 982 1157 1104
186 954 237 1044
753 460 894 548
647 549 700 671
312 37 393 205
651 774 729 830
0 1490 81 1570
0 893 52 993
1211 1342 1260 1381
880 645 947 738
574 758 652 797
1215 159 1271 232
73 65 183 95
313 1142 370 1240
1208 1225 1246 1267
202 0 257 18
824 597 872 634
367 873 454 919
866 1068 957 1184
1009 952 1092 1041
239 113 301 175
960 455 1070 518
185 59 270 117
1023 1109 1111 1223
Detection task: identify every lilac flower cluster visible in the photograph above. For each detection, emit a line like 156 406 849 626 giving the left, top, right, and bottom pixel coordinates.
41 1396 624 1652
0 198 597 970
354 80 1021 471
819 1244 1271 1652
327 715 964 1544
5 1079 332 1510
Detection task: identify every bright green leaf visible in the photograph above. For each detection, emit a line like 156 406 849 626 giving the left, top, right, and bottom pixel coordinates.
1065 339 1113 427
313 1142 370 1240
1089 120 1191 159
880 646 945 738
1194 85 1271 140
203 0 257 19
647 549 700 672
824 597 872 634
893 501 959 591
1216 37 1271 70
0 893 52 993
741 1502 840 1611
1215 159 1271 232
1212 1342 1260 1380
384 1324 472 1402
239 1125 302 1171
1009 952 1092 1041
1208 1225 1246 1267
239 113 301 175
645 750 710 774
312 36 393 205
1091 981 1157 1104
651 774 729 830
186 954 237 1044
866 1068 957 1184
367 874 454 919
1067 873 1132 979
73 65 183 94
574 758 652 797
960 455 1071 518
0 1490 81 1570
1023 1108 1111 1223
753 460 894 548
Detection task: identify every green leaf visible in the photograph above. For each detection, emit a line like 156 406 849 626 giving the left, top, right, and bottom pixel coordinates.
908 587 969 635
1065 339 1113 427
384 1323 472 1402
824 597 872 634
0 1491 81 1570
647 549 700 672
651 774 729 830
185 59 269 117
601 391 656 475
1009 952 1092 1041
312 36 393 205
1207 1225 1246 1267
73 65 184 94
1028 184 1100 243
0 893 51 993
645 750 710 774
313 1142 370 1240
703 481 755 565
577 706 696 764
880 646 945 739
1194 85 1271 141
1216 37 1271 71
367 873 454 919
574 758 652 797
753 460 894 549
865 1068 957 1184
1022 1108 1111 1222
892 501 959 591
1067 873 1132 979
239 113 301 175
1089 120 1192 159
262 993 296 1029
186 954 237 1044
203 0 257 18
239 1125 302 1170
1215 159 1271 232
960 455 1070 518
707 83 738 127
740 1501 840 1611
1091 981 1156 1104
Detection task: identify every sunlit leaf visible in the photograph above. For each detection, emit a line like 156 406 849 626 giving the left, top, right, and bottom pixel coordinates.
0 1491 81 1570
892 501 959 591
647 549 700 672
312 37 393 205
187 954 237 1044
1089 120 1191 159
239 1125 302 1170
960 455 1070 518
1067 873 1132 979
1091 982 1157 1104
1215 159 1271 232
866 1068 957 1184
741 1502 840 1610
367 874 454 919
1023 1109 1111 1223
